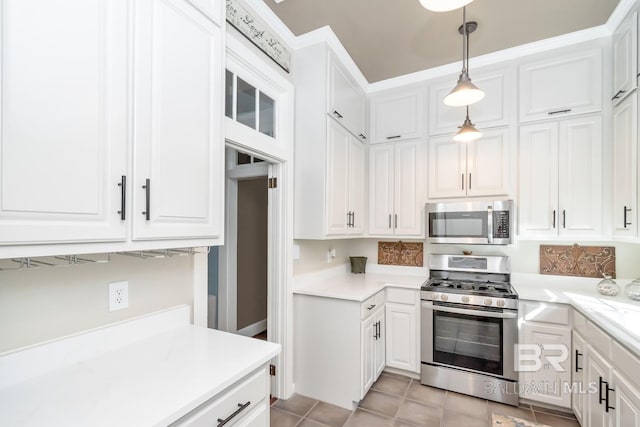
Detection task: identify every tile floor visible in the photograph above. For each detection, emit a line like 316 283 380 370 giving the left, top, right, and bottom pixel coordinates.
270 372 580 427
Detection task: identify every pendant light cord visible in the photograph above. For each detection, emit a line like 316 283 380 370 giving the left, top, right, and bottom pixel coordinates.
462 6 468 73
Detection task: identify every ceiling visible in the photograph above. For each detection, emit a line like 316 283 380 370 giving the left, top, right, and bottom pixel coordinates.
264 0 621 83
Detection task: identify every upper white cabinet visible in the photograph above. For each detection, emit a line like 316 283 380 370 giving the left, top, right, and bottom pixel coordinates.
430 66 514 135
294 43 367 238
187 0 223 25
612 94 638 240
133 0 223 241
519 48 602 122
519 115 602 239
428 128 510 199
328 54 366 139
0 0 128 245
612 11 638 105
369 140 424 237
369 89 424 143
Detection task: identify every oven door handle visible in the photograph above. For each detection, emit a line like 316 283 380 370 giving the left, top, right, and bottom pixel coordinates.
421 302 517 319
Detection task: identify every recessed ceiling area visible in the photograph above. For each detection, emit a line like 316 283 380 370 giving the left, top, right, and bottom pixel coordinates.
264 0 621 83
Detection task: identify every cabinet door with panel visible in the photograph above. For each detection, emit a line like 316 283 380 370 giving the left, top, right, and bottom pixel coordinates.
613 94 638 239
385 302 418 373
0 0 128 244
361 314 376 396
369 90 423 143
373 309 386 378
326 120 352 235
587 346 613 427
612 370 640 427
134 0 223 240
348 136 366 234
519 48 602 122
328 54 365 139
612 11 638 104
428 137 467 199
572 331 587 425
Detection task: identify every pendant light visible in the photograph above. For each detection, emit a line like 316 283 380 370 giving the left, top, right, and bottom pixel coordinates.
443 7 484 107
418 0 474 12
453 106 482 142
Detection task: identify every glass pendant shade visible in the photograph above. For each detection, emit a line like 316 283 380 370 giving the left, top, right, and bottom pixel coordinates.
453 113 482 142
418 0 474 12
443 70 485 106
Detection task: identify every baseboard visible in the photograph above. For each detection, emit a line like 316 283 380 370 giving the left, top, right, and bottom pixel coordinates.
236 319 267 337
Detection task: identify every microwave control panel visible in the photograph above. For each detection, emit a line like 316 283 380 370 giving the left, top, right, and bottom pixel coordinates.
494 211 510 238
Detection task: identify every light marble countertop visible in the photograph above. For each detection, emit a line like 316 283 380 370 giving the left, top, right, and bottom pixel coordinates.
293 264 640 354
0 309 280 427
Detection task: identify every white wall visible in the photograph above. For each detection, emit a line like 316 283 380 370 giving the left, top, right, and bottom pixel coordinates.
293 239 353 275
0 254 194 354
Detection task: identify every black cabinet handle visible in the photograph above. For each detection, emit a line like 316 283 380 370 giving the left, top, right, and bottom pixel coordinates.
367 304 376 310
468 173 472 190
605 382 615 412
394 214 398 229
547 109 572 115
624 206 632 228
117 175 126 220
612 89 626 100
333 110 343 119
374 321 378 340
461 174 465 190
217 401 251 426
359 133 367 140
599 376 605 405
352 211 355 228
388 214 392 229
562 210 566 229
575 350 582 372
346 212 351 227
142 178 150 220
552 210 556 228
386 135 401 140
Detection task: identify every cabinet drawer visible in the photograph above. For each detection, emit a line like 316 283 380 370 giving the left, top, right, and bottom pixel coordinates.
572 309 586 335
520 302 570 325
585 321 612 359
361 291 385 319
172 367 268 426
386 288 418 305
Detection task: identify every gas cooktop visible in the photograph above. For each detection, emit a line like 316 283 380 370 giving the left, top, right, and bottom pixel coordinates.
422 278 515 298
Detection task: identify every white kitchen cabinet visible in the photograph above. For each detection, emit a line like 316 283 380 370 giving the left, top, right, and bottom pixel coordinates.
369 89 424 143
613 94 638 240
612 370 640 427
133 0 223 241
572 331 587 426
328 54 366 139
326 119 365 235
186 0 223 26
385 288 419 374
519 115 602 239
519 47 602 122
293 291 385 410
429 66 514 136
0 0 128 245
369 140 424 237
612 11 638 105
519 301 572 409
428 128 510 199
587 345 614 427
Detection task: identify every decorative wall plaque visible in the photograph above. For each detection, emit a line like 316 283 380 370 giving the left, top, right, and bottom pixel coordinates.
539 244 616 278
226 0 291 72
378 241 424 267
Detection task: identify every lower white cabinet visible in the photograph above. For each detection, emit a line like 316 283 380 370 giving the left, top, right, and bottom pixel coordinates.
385 288 419 373
611 370 640 427
586 345 614 427
171 365 270 426
293 291 385 410
572 331 588 425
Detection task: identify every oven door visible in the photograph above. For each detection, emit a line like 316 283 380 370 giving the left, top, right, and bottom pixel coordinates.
421 300 517 381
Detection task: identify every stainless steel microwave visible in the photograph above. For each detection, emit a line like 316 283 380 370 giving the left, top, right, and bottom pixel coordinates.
426 200 514 245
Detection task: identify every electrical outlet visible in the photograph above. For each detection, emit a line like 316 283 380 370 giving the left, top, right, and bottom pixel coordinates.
109 281 129 312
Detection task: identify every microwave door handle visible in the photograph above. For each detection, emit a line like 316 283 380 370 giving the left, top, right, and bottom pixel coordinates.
421 302 517 319
487 206 493 244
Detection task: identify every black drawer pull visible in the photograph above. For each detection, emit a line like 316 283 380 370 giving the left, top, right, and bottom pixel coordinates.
547 109 572 115
142 178 150 220
605 382 615 412
552 210 556 229
624 206 632 228
612 89 626 100
599 376 605 405
117 175 126 220
217 401 251 426
367 304 376 310
333 110 343 119
359 133 367 140
386 135 401 140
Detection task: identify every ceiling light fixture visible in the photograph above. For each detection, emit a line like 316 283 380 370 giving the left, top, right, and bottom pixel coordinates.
443 7 484 107
453 106 482 142
418 0 474 12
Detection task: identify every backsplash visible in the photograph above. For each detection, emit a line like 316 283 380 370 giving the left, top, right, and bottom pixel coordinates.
539 244 616 278
378 241 424 267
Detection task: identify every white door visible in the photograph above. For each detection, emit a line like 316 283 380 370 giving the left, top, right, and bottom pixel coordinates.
394 140 423 236
361 315 375 398
466 128 510 197
374 310 386 378
326 119 350 235
519 323 572 408
613 95 637 238
133 0 223 240
558 116 602 238
428 137 466 199
385 303 418 372
587 346 613 427
0 0 128 244
572 332 587 426
518 122 559 238
348 136 366 235
369 145 394 235
612 370 640 427
612 12 638 105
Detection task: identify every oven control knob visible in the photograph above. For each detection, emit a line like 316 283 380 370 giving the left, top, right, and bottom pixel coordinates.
496 299 506 307
441 294 449 301
484 298 493 306
429 293 438 300
461 296 470 303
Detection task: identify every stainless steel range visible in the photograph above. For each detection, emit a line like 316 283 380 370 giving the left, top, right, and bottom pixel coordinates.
420 254 519 406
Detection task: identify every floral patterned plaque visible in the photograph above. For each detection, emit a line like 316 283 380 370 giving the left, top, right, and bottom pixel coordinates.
539 244 615 278
378 241 424 267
